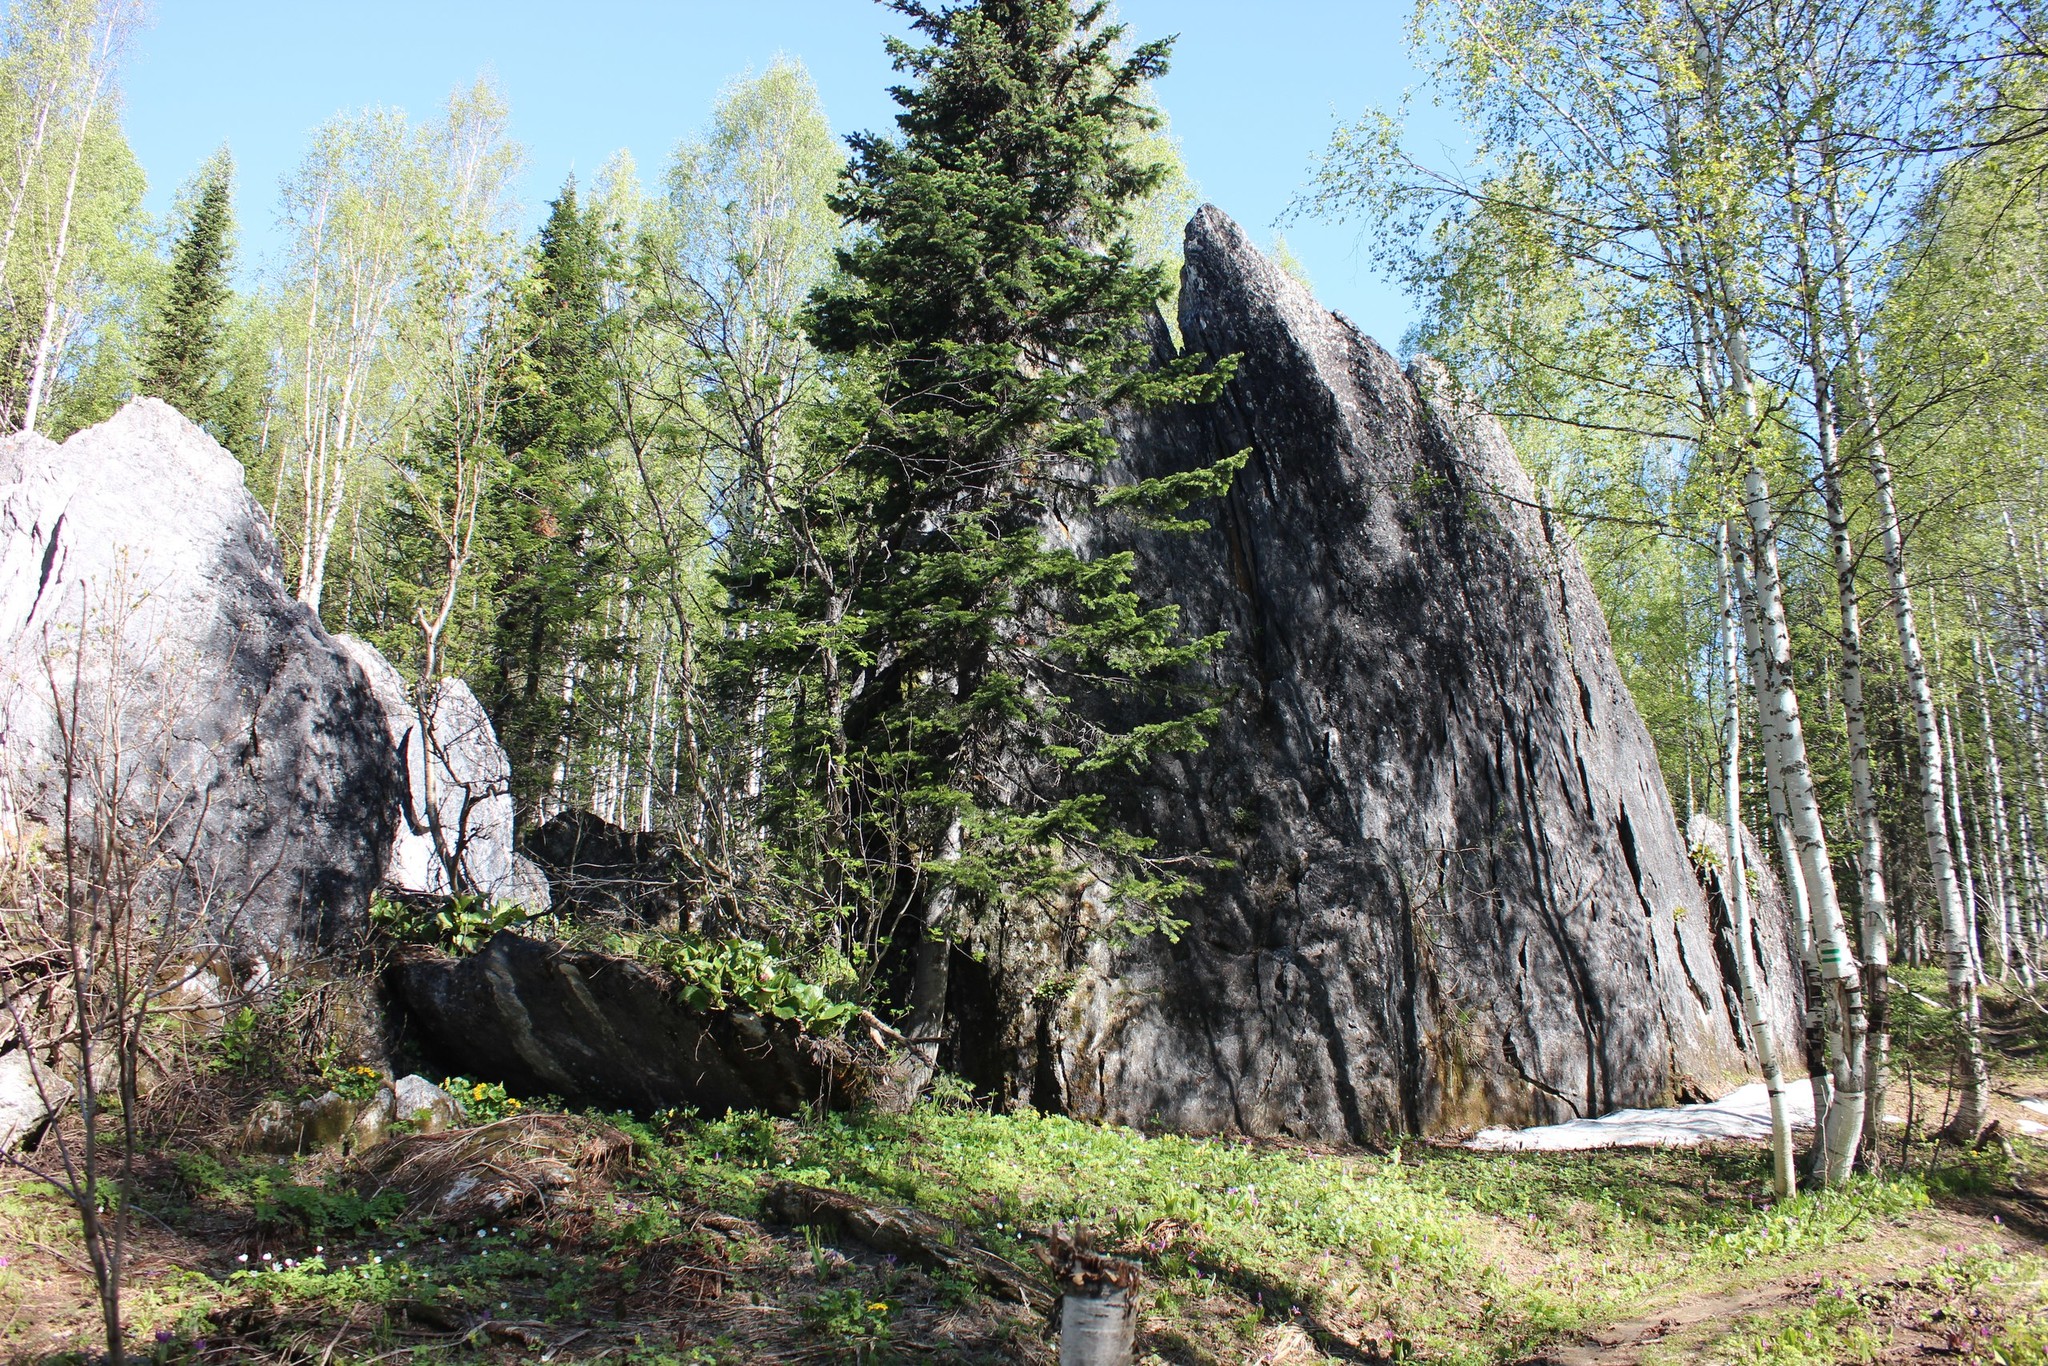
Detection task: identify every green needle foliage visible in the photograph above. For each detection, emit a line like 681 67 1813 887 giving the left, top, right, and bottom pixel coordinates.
140 151 259 454
732 0 1242 972
484 183 625 823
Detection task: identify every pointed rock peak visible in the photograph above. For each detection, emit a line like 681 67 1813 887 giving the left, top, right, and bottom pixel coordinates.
1180 204 1330 336
1172 204 1419 455
68 398 245 492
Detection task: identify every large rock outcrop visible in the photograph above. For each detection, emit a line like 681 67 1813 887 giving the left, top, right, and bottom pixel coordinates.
337 634 549 912
953 209 1769 1141
1686 812 1804 1062
0 401 398 961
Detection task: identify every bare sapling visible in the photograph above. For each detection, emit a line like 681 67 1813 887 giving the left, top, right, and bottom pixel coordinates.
0 577 244 1365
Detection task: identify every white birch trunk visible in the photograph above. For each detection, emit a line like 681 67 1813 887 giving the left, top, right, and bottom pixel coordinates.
1980 625 2039 981
1815 379 1892 1167
1735 542 1835 1158
2001 509 2048 929
19 17 108 434
1938 699 1985 983
1867 464 1987 1135
1720 522 1796 1198
1825 188 1985 1141
640 637 665 834
1733 459 1865 1181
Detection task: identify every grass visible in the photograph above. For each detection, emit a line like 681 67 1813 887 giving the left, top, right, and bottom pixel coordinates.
5 976 2048 1362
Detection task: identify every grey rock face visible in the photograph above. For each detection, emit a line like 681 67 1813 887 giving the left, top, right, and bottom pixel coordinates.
393 1073 463 1134
960 208 1764 1140
0 1049 70 1151
390 933 853 1116
520 809 693 927
335 635 547 912
0 401 398 962
1686 813 1804 1063
239 1085 401 1155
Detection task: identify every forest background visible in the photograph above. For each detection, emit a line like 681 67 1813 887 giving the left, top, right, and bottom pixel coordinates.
8 0 2048 1184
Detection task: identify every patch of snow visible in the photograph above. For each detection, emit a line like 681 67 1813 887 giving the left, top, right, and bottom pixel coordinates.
2018 1098 2048 1119
1465 1080 1817 1152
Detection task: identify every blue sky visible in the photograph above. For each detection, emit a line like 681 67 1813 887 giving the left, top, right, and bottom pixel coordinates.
123 2 1465 350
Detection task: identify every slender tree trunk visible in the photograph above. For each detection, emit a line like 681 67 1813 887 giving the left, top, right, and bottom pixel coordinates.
1731 402 1865 1181
2001 508 2048 928
640 634 665 834
21 40 106 434
1814 365 1892 1168
1721 522 1795 1198
1971 797 2008 983
0 38 60 292
1938 699 1984 983
1867 470 1987 1136
1972 619 2030 982
895 812 962 1107
1825 185 1986 1140
1736 543 1834 1165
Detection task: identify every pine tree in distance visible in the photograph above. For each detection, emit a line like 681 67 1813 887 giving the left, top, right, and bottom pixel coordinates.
736 0 1243 1042
141 151 237 432
484 182 623 825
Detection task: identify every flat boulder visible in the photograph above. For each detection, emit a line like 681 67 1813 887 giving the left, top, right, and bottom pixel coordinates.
389 933 859 1116
0 400 397 963
0 1049 70 1151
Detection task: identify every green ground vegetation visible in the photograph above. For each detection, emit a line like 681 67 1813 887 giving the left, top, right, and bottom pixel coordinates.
5 976 2048 1364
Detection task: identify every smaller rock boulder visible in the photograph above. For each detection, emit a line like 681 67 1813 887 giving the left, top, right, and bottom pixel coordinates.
336 635 548 913
520 810 694 927
297 1091 358 1152
390 933 858 1116
238 1084 405 1156
392 1074 463 1135
348 1086 397 1151
0 1049 70 1151
238 1099 300 1155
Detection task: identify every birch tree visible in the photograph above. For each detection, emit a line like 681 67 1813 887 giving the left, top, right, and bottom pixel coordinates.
1719 520 1797 1198
273 105 428 614
16 0 135 432
0 0 143 435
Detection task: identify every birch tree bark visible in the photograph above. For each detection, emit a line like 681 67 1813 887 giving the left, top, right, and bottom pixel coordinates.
1795 192 1892 1165
1972 614 2029 981
2001 508 2048 928
1937 698 1985 983
1720 520 1796 1199
1824 181 1988 1141
1735 538 1835 1162
18 0 129 433
1717 310 1866 1179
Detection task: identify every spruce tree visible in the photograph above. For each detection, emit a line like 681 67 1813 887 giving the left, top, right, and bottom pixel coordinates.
738 0 1239 1001
484 183 623 824
141 155 239 438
